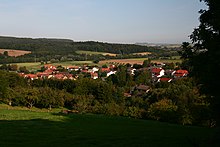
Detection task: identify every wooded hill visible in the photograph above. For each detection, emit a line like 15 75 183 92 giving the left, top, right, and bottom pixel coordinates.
0 36 168 63
0 36 163 54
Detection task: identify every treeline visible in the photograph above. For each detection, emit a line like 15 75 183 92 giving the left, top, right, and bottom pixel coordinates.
0 69 212 126
0 36 168 64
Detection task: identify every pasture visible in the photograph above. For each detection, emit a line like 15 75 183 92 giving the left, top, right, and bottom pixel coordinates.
0 104 217 147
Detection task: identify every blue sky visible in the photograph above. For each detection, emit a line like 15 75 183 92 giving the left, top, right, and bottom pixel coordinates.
0 0 206 44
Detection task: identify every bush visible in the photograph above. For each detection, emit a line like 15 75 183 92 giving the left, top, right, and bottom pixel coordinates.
148 99 178 122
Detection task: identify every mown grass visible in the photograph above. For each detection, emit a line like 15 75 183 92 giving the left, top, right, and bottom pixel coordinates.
0 104 218 147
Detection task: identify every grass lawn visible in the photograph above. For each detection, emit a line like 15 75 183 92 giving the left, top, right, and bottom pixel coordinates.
0 105 218 147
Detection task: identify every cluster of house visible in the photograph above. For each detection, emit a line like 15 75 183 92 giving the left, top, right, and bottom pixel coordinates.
18 63 189 83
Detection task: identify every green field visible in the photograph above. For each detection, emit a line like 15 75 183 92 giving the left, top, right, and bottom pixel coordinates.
12 61 95 71
15 62 42 71
76 50 117 56
9 56 182 71
0 104 218 147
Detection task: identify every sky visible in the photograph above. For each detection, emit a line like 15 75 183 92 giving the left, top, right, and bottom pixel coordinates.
0 0 207 44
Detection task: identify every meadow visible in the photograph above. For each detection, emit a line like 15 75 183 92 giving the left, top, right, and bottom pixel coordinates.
75 50 117 56
0 104 218 147
14 61 95 71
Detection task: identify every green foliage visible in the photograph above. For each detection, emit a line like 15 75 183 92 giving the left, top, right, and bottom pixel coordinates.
179 0 220 123
142 59 151 67
134 70 151 85
148 99 178 122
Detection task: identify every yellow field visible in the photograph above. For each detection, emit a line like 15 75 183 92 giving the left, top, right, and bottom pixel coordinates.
0 49 31 57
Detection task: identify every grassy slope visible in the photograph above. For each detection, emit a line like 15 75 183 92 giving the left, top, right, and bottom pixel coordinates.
0 105 217 147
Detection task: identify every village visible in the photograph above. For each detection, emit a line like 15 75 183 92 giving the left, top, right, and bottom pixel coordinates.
18 61 189 82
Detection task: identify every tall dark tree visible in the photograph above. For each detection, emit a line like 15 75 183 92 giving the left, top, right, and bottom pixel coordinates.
181 0 220 123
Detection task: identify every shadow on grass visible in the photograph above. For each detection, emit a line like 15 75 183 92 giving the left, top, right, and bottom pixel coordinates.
0 112 219 147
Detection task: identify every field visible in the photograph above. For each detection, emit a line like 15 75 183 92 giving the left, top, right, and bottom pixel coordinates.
0 49 31 57
76 50 117 57
13 61 95 71
99 58 148 65
11 57 182 71
99 57 181 65
0 104 217 147
132 52 152 55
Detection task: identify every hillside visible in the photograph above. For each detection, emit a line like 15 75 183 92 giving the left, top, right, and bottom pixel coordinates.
0 36 160 54
0 105 217 147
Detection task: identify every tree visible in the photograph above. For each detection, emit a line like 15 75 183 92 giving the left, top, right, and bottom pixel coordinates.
24 87 39 108
19 66 29 73
142 59 151 67
148 99 178 122
182 0 220 123
3 51 8 57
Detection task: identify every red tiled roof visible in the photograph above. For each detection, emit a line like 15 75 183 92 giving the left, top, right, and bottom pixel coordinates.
151 68 163 74
174 70 189 77
67 66 79 69
101 68 110 72
81 69 88 73
159 77 172 82
175 70 189 74
25 74 37 79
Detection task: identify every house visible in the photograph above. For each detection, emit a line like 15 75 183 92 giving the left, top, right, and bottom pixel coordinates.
81 69 88 73
24 74 38 80
109 64 116 70
124 93 132 98
101 68 110 72
53 74 64 80
165 70 175 76
36 72 49 79
91 72 98 79
92 67 99 72
174 70 189 78
44 64 56 70
158 77 172 82
67 66 80 71
151 68 165 77
44 69 54 74
131 68 136 75
136 85 151 93
107 71 117 77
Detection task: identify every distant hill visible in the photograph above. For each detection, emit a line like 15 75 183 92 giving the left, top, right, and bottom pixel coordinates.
0 36 167 64
136 42 181 48
0 36 162 54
